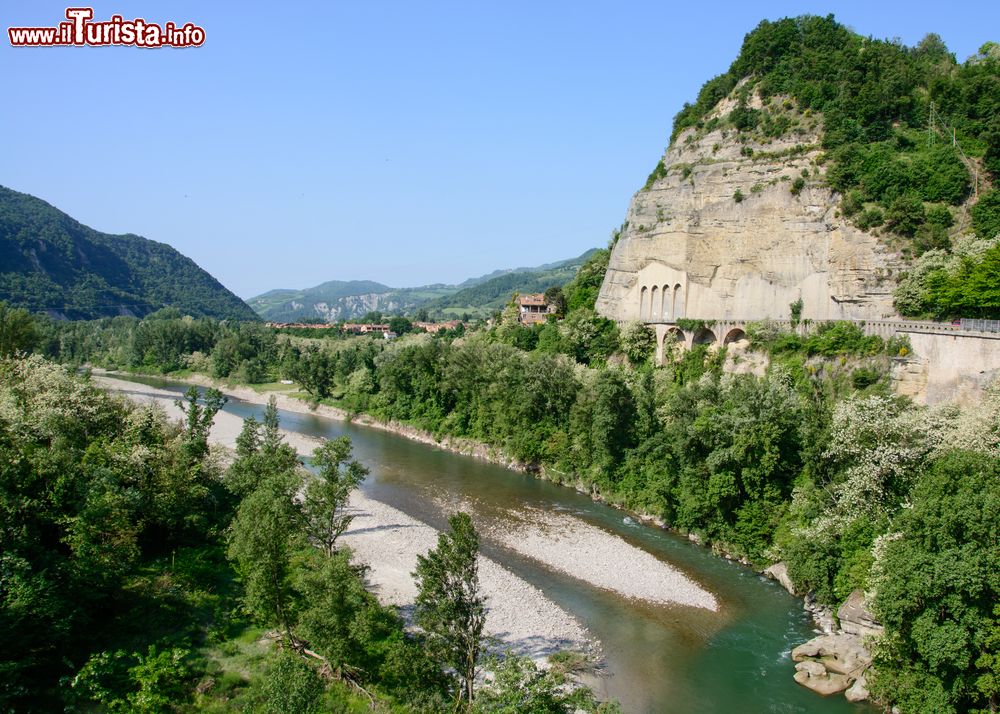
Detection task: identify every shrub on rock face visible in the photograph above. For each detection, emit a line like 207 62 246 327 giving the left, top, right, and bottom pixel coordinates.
841 191 863 217
856 208 884 230
885 194 926 237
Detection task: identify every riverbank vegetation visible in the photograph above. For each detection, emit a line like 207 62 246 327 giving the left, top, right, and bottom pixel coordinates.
0 354 609 712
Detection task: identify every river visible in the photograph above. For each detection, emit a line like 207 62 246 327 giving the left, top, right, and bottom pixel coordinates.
113 375 869 714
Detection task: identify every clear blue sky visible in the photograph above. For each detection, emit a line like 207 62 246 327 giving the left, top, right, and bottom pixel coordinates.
3 1 998 298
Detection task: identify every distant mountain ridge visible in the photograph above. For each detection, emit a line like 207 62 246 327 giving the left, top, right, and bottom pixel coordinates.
0 186 257 321
248 249 597 322
454 253 597 289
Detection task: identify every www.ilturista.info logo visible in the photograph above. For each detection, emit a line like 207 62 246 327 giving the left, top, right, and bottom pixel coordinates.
8 7 205 48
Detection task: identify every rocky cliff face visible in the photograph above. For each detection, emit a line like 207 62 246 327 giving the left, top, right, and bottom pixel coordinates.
310 292 420 322
596 94 902 323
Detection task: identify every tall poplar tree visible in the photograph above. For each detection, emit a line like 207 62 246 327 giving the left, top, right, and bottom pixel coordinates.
412 512 486 705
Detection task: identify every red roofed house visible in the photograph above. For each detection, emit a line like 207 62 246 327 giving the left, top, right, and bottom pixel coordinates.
517 293 556 325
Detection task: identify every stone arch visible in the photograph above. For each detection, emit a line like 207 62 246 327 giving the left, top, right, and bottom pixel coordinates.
673 283 685 319
656 326 686 365
650 285 659 321
723 327 748 345
661 285 670 320
639 286 648 320
692 327 718 346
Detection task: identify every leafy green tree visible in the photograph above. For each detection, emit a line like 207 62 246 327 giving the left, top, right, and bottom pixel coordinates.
292 345 336 400
255 651 325 714
562 250 609 312
869 451 1000 714
590 370 636 474
0 302 39 355
885 193 926 237
974 605 1000 714
388 315 412 335
70 650 135 712
535 321 567 354
543 286 567 317
413 512 486 705
175 386 226 464
227 471 303 644
0 355 221 708
292 548 395 675
473 654 578 713
912 145 970 204
984 124 1000 179
561 309 619 365
972 189 1000 241
302 436 369 557
210 322 277 382
126 646 193 714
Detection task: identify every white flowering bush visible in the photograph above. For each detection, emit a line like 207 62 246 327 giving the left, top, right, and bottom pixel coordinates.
825 394 929 521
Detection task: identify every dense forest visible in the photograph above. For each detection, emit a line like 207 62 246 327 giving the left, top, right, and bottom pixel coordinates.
665 15 1000 319
0 186 257 321
2 241 994 713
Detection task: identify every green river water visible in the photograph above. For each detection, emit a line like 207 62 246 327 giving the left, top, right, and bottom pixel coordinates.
120 376 870 714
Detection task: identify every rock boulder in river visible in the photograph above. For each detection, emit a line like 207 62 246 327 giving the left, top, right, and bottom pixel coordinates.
793 659 853 696
792 632 872 699
845 674 871 703
792 633 871 677
763 561 796 595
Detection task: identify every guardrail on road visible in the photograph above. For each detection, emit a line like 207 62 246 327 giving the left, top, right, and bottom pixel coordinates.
961 319 1000 333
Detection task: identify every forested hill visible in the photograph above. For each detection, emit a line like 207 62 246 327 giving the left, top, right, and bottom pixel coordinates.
420 251 597 317
0 186 257 321
667 16 1000 261
626 16 1000 321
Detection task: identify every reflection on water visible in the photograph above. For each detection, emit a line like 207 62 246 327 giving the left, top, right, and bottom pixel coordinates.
114 375 869 714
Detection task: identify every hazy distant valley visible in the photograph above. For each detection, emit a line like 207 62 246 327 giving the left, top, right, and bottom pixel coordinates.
247 250 597 321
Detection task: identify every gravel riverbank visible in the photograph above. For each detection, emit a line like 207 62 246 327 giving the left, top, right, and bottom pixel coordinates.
96 372 720 611
490 507 718 610
93 375 593 660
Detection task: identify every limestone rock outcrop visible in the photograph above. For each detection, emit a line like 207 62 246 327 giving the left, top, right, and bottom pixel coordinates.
792 632 872 698
792 633 872 678
791 591 882 703
845 674 871 703
595 94 901 324
838 589 884 639
793 659 853 696
763 561 796 595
